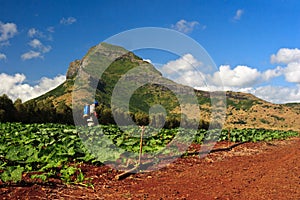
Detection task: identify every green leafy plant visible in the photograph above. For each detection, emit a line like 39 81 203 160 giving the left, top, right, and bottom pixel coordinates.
0 123 96 184
0 122 298 184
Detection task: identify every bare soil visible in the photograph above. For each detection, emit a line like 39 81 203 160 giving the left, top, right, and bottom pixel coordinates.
1 138 299 200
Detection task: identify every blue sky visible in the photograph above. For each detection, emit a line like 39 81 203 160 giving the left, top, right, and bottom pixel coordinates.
0 0 300 103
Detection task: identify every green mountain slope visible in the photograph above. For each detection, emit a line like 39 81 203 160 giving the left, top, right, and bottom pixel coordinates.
29 42 300 131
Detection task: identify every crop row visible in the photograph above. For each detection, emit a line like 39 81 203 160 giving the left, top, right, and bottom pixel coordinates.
0 123 298 183
0 123 95 184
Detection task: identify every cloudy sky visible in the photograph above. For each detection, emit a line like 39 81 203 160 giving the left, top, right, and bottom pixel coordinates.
0 0 299 103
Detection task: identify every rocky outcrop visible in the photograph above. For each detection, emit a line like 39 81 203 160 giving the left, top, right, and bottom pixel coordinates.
66 59 81 79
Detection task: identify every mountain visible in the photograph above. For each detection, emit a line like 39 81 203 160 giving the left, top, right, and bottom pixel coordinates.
29 42 300 131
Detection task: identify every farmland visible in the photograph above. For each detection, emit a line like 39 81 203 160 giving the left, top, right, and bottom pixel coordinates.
0 122 298 186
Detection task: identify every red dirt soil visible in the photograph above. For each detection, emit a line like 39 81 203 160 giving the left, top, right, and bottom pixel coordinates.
1 137 299 200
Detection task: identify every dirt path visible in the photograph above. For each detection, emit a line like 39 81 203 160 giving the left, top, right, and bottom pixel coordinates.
1 138 299 199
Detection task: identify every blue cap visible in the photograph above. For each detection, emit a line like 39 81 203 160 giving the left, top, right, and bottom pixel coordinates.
94 100 99 106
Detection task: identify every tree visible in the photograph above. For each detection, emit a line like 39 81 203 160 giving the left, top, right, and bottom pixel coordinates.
0 94 16 122
149 113 166 128
14 98 26 122
165 115 180 128
134 112 149 126
0 109 6 122
55 102 73 124
99 107 114 125
23 101 37 123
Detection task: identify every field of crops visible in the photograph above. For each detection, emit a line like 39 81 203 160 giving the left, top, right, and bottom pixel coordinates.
0 122 298 184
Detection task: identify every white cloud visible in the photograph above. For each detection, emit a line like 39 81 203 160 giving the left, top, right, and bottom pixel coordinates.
0 21 17 45
233 9 244 21
160 54 207 88
262 66 283 81
160 53 299 103
212 65 261 87
196 84 300 104
270 48 300 84
28 28 38 37
203 82 296 103
171 19 203 33
209 65 283 88
28 28 46 38
253 85 300 104
143 58 152 63
28 39 51 53
206 64 299 103
0 73 66 101
21 50 42 60
23 38 52 60
162 54 202 74
154 48 299 104
270 48 300 64
175 70 207 88
284 62 300 83
29 39 42 48
160 55 283 90
0 53 6 60
60 17 77 25
28 28 52 40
